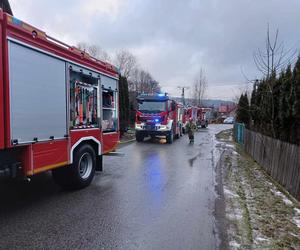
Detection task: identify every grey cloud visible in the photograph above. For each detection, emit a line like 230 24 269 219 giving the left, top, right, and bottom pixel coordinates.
10 0 300 98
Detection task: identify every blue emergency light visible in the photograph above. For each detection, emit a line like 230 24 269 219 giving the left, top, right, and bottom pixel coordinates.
155 118 159 123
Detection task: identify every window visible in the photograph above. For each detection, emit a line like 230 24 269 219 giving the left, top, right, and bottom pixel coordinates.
102 109 117 132
138 101 166 113
69 70 99 129
102 88 118 132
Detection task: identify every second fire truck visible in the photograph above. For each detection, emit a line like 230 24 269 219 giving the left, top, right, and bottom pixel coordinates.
135 94 183 143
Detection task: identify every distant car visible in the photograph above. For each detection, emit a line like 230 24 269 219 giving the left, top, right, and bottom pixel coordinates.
223 117 235 124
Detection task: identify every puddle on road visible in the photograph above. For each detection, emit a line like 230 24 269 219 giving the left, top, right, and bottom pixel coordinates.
188 152 203 167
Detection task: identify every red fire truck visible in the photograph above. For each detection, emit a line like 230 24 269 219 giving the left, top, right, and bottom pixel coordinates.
135 94 183 143
196 107 210 128
0 10 119 189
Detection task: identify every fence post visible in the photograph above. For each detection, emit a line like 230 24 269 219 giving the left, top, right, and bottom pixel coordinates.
234 123 245 145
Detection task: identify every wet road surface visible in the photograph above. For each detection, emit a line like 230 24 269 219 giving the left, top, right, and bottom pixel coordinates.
0 124 231 250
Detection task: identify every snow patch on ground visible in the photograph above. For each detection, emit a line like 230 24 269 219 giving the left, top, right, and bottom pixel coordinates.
271 189 293 206
293 218 300 228
229 240 241 249
255 236 270 242
290 232 300 239
293 208 300 228
224 187 238 198
227 209 243 221
294 208 300 214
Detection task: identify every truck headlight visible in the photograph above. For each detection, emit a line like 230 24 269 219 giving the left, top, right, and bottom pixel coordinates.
159 125 167 130
135 123 144 129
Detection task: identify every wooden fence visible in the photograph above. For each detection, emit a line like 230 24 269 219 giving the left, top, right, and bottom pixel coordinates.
243 129 300 200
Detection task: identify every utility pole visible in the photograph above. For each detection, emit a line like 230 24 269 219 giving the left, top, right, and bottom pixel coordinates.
177 86 189 106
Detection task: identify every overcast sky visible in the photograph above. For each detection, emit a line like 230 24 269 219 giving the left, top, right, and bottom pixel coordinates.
10 0 300 100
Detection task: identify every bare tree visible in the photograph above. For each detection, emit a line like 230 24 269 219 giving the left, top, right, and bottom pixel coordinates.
192 68 207 106
253 24 297 78
114 50 137 79
130 68 160 94
77 42 111 62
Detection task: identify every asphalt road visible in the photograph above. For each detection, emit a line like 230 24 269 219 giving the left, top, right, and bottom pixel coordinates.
0 124 232 250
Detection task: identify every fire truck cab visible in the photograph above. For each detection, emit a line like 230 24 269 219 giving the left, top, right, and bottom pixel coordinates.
0 11 119 189
135 94 182 143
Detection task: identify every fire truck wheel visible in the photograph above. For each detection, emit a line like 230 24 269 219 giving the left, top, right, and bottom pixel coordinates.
166 130 174 144
136 132 144 142
52 144 96 190
150 135 156 140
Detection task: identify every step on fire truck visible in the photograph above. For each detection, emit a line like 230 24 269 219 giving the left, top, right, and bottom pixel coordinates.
0 10 119 189
135 94 183 143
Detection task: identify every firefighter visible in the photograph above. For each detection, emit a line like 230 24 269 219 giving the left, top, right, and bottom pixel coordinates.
186 118 197 143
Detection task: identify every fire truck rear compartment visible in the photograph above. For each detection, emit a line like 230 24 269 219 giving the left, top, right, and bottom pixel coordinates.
9 41 67 144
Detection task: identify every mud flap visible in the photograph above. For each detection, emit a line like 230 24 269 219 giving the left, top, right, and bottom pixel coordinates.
95 155 103 172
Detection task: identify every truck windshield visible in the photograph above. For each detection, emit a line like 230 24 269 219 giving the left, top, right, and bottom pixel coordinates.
138 101 166 113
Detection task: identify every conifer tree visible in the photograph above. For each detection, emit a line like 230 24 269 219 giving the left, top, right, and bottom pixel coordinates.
292 57 300 144
236 93 250 128
119 76 129 135
273 71 284 139
279 65 293 141
250 83 258 129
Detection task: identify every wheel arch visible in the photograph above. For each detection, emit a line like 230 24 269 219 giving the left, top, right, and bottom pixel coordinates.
70 137 102 164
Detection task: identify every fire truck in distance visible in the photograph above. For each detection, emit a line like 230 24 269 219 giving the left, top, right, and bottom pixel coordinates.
182 106 211 132
196 107 210 128
135 94 183 143
0 10 119 189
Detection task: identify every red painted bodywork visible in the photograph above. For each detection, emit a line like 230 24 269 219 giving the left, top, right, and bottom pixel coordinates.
0 10 119 176
102 133 119 154
32 140 69 174
136 110 169 125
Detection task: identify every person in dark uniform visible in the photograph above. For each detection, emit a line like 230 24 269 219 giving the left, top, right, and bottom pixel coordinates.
186 118 196 143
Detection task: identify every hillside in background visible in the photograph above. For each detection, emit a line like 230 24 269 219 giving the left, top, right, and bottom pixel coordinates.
172 97 236 108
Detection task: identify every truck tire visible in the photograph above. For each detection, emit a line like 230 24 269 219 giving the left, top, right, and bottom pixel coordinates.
150 135 156 140
166 130 174 144
52 144 96 190
136 132 144 142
